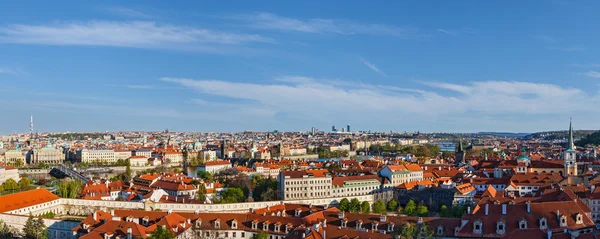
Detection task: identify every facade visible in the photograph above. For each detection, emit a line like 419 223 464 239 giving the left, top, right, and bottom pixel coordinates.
76 149 116 163
31 147 64 164
0 164 19 184
114 150 132 160
378 164 424 187
128 155 149 166
197 160 232 174
279 169 332 200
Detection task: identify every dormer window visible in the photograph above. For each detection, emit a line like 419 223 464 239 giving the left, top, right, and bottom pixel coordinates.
285 224 292 233
341 219 348 228
518 218 527 229
196 219 202 228
231 220 237 229
473 220 482 234
252 220 258 230
263 221 269 231
214 219 221 229
387 223 394 232
437 226 444 235
295 208 301 217
576 213 583 224
560 215 567 227
496 221 506 234
372 222 378 230
539 217 547 230
275 223 281 232
356 220 363 230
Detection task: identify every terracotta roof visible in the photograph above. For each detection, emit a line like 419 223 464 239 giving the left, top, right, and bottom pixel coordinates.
0 188 60 213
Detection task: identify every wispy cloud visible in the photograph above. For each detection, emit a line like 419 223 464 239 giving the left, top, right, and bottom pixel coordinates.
0 67 28 75
436 29 458 36
581 71 600 78
105 7 154 19
229 12 426 39
549 45 586 52
533 35 557 44
0 21 273 51
570 63 600 68
360 58 386 76
161 76 596 128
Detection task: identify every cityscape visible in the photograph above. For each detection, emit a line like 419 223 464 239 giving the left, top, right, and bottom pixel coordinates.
2 1 600 239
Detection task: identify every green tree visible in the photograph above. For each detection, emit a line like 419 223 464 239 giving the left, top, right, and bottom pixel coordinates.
197 171 213 182
399 223 434 239
148 226 175 239
387 199 398 212
124 162 132 181
23 214 47 239
0 219 15 238
197 184 206 202
56 181 82 198
220 187 245 203
403 200 417 216
253 231 269 239
19 177 31 190
360 201 371 214
417 204 428 217
372 200 387 214
349 198 361 213
440 205 449 217
339 198 350 212
3 178 18 192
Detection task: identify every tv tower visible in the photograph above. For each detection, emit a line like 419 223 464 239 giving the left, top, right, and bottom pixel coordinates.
29 115 34 138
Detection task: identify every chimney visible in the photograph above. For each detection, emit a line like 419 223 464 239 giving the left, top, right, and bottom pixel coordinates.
547 229 552 239
168 209 172 214
110 209 114 216
93 212 97 221
127 227 132 239
485 204 489 216
467 206 471 214
502 204 506 215
526 201 531 213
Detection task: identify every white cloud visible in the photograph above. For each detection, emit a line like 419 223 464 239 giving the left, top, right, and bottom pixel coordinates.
360 58 386 76
231 12 425 39
161 76 596 128
0 67 27 75
437 29 458 36
582 71 600 78
106 7 154 19
0 21 273 50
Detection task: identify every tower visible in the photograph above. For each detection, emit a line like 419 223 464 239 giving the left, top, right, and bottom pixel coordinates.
564 118 577 176
455 140 465 165
346 124 351 133
221 140 228 159
29 115 34 139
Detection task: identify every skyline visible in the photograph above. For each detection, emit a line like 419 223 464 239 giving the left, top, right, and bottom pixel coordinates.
2 1 600 133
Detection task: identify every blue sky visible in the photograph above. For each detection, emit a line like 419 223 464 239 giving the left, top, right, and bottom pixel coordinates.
1 1 600 134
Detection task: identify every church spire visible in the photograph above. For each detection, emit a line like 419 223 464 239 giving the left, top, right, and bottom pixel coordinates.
567 118 575 151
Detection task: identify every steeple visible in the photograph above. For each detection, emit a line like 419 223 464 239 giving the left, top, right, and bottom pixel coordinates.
567 118 575 151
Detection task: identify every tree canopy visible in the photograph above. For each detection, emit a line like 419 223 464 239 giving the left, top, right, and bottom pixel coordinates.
219 187 245 203
339 198 350 212
403 200 417 216
148 226 175 239
349 198 361 213
372 200 387 214
23 214 47 239
361 201 371 214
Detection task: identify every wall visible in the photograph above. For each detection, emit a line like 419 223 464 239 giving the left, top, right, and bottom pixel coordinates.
0 213 79 239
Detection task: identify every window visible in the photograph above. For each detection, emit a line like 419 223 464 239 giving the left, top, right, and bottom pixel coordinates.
242 232 245 237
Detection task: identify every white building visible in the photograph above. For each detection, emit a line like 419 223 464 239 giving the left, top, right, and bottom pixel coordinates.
197 160 232 174
378 164 424 188
278 169 332 200
0 164 19 184
76 149 116 163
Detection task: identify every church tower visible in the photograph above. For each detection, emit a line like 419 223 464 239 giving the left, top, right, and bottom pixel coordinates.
455 140 466 165
564 119 577 176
